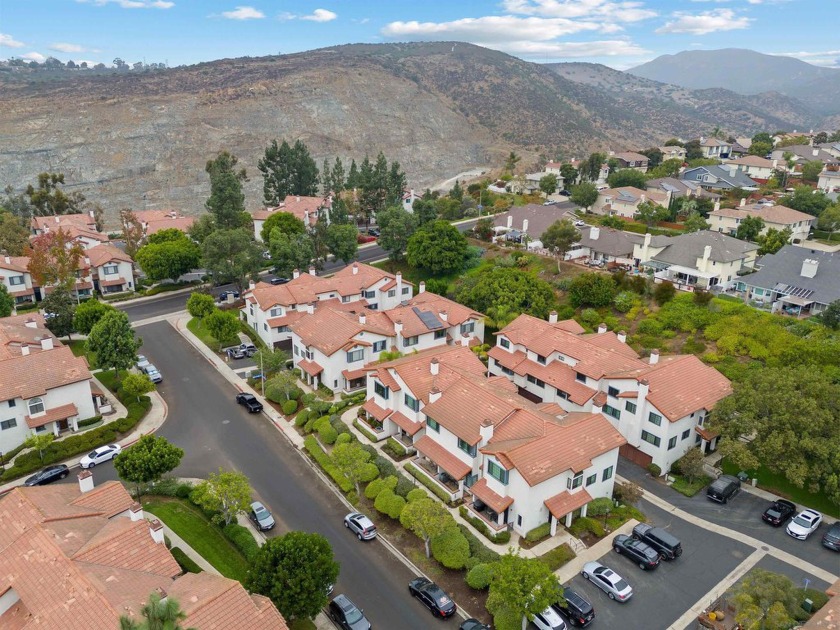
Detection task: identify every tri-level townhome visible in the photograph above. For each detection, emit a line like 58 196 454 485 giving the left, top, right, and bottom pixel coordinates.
364 346 625 536
0 314 97 454
242 262 413 349
487 313 732 474
86 244 136 294
708 199 816 244
31 211 109 250
0 255 36 307
252 195 329 241
290 288 484 392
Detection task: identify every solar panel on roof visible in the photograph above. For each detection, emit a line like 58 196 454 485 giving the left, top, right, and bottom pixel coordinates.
413 307 444 330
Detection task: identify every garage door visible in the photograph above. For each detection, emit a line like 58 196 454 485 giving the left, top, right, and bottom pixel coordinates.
517 386 543 404
619 444 653 468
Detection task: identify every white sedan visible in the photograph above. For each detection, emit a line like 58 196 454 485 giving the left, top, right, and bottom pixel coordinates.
581 561 633 602
786 509 822 540
80 444 122 469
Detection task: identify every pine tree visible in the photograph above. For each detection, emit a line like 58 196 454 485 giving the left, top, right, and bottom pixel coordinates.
331 157 346 192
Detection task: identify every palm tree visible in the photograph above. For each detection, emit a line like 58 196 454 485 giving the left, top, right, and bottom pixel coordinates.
486 304 518 330
119 592 195 630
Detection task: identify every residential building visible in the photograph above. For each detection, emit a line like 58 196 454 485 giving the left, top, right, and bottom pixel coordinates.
491 201 578 247
646 177 720 201
680 164 759 191
694 137 732 159
658 146 686 161
725 155 776 182
741 246 839 317
0 255 36 306
86 243 135 294
566 226 642 265
0 473 288 629
401 189 421 213
708 200 816 243
290 286 484 392
590 186 670 218
816 142 840 159
366 345 625 535
241 262 413 349
770 145 838 168
0 314 96 453
818 166 840 193
634 230 758 290
31 212 109 250
132 210 195 237
487 313 732 473
612 151 649 172
252 195 328 241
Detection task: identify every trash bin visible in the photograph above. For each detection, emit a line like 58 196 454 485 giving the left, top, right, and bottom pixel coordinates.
737 471 750 483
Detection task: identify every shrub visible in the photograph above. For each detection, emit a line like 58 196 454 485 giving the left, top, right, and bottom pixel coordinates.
281 400 298 415
654 281 676 306
77 415 103 428
525 522 552 543
170 547 202 574
303 436 353 492
365 475 398 500
466 563 496 590
223 522 260 561
637 318 664 335
568 517 605 538
431 528 471 569
335 432 352 445
404 462 452 503
586 497 614 517
146 479 193 498
539 544 576 571
382 437 408 459
647 463 662 477
359 462 380 484
373 488 406 519
406 488 429 503
614 291 637 313
294 410 310 427
373 454 397 479
458 507 511 545
352 419 379 442
579 308 601 327
317 422 339 445
393 474 415 498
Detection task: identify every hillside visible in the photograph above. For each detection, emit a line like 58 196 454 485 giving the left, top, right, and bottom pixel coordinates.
0 42 829 224
627 49 840 116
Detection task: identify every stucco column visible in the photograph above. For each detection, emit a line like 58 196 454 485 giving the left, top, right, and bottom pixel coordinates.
581 503 588 518
565 512 573 527
699 438 707 452
52 424 60 437
550 515 557 537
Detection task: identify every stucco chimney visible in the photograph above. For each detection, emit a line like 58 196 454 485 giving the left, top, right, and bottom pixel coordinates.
419 281 426 294
800 259 819 278
438 310 448 323
293 268 300 279
129 502 144 522
617 330 627 343
640 194 646 204
20 345 30 356
352 263 358 275
149 519 165 544
590 226 600 241
394 321 403 340
24 318 37 329
644 232 652 248
701 245 712 271
296 196 301 202
649 349 660 365
597 323 607 334
739 197 746 207
772 159 778 169
40 337 54 351
309 266 316 276
54 216 60 223
700 136 706 144
713 201 720 212
306 303 314 315
359 313 366 325
430 358 439 375
396 272 403 296
460 335 470 347
154 587 168 605
428 387 442 404
248 279 256 291
479 418 494 446
729 165 738 177
548 310 558 324
3 255 9 264
812 149 819 157
78 470 94 493
506 215 513 229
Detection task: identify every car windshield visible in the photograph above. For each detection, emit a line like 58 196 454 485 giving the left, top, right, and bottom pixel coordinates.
614 579 629 591
793 515 812 527
766 508 781 517
254 506 268 518
87 450 98 458
344 607 363 624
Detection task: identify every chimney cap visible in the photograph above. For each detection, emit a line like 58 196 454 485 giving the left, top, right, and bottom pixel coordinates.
130 502 142 512
78 470 92 480
640 378 649 386
481 418 493 428
430 386 440 394
150 519 164 532
430 358 439 364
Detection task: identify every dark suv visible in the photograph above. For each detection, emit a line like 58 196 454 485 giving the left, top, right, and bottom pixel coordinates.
707 475 741 503
612 534 661 570
553 588 594 627
822 522 840 552
632 523 682 560
328 594 371 630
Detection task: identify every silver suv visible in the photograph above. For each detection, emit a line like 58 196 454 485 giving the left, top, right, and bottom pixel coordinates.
344 512 377 541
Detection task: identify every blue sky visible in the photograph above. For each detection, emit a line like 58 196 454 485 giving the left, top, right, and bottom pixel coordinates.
1 0 836 70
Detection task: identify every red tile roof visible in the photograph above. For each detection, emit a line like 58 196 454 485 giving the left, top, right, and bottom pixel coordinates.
362 399 392 422
414 435 472 480
297 359 324 376
469 478 514 513
86 243 132 267
545 488 593 519
0 345 92 401
389 411 423 436
25 402 79 428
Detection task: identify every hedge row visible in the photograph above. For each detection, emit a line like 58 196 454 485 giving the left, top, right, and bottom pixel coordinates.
170 547 203 574
78 415 103 428
223 522 261 562
382 437 408 459
352 419 380 442
404 462 453 504
524 522 552 543
458 506 512 545
303 435 353 493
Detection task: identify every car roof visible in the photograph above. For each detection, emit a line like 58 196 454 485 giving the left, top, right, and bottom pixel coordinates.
798 509 820 519
539 606 563 622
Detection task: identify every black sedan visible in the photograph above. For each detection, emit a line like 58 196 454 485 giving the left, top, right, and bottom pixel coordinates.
24 464 70 486
409 577 457 618
460 620 490 630
235 392 264 413
762 499 797 527
612 534 661 570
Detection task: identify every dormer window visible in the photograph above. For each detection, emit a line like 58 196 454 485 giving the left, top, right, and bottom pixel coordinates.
28 397 45 416
499 338 510 349
536 354 546 365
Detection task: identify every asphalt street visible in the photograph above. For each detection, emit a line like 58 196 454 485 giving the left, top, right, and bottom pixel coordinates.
84 321 457 629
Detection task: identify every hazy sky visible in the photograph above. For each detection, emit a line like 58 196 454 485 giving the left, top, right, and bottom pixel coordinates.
1 0 836 70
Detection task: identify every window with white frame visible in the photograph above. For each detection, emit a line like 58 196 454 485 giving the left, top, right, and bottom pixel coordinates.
526 374 545 388
0 418 16 431
372 340 387 353
602 404 621 420
403 335 418 347
608 386 619 398
681 429 691 440
9 275 24 286
585 473 597 486
364 290 376 299
426 416 440 432
28 397 45 415
556 389 570 400
434 329 447 339
404 393 420 412
374 381 389 400
499 337 510 349
641 430 660 447
346 349 364 363
625 401 637 413
487 460 508 484
536 354 547 365
270 307 283 317
388 289 396 297
602 465 613 481
402 287 410 295
103 264 119 275
460 322 475 335
648 412 662 426
668 436 677 450
567 471 583 489
457 438 477 457
342 296 351 303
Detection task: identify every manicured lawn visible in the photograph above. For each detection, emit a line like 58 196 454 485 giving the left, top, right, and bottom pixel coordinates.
187 317 224 352
95 368 129 394
372 259 463 290
670 474 712 497
539 543 576 571
289 620 317 630
143 497 250 582
67 339 98 368
720 459 840 517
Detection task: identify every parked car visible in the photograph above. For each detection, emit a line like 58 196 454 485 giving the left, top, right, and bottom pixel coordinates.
237 342 258 357
143 364 163 383
786 509 822 540
762 499 797 527
706 475 741 503
80 444 122 469
553 588 595 627
460 620 490 630
408 577 457 618
218 290 240 302
23 464 69 486
328 594 371 630
558 189 572 196
581 562 633 602
612 534 661 570
136 355 150 369
533 604 568 630
821 522 840 551
226 347 247 360
344 512 377 541
366 228 380 237
269 277 289 285
543 200 557 206
249 501 275 531
586 259 605 268
236 393 264 413
631 523 682 560
574 220 587 227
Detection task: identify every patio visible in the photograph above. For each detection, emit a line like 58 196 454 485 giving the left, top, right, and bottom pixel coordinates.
414 456 461 494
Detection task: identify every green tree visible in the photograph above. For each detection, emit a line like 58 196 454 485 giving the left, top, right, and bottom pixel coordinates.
25 172 86 216
188 214 217 245
24 433 55 461
87 310 141 377
269 230 315 277
819 300 840 329
205 151 250 229
748 140 773 157
579 153 606 182
386 161 407 207
331 442 374 496
406 220 469 275
135 235 201 283
25 228 84 291
0 285 14 318
639 147 664 168
450 179 464 201
599 215 625 229
682 211 710 233
264 368 299 400
258 139 294 205
569 182 598 209
202 228 263 290
186 292 216 319
539 174 558 198
377 206 418 261
399 497 456 558
635 201 669 227
73 299 115 334
330 157 346 193
653 280 676 306
259 211 306 243
119 592 194 630
733 569 798 630
675 448 705 484
664 138 684 147
346 159 359 189
114 434 184 498
817 204 840 241
290 139 320 197
646 158 683 179
455 266 557 320
40 287 76 339
606 169 648 189
801 161 824 183
190 468 252 526
780 185 831 217
541 220 580 269
253 348 290 378
412 198 438 226
504 151 521 173
559 164 578 187
203 309 240 350
121 371 155 402
751 132 773 146
246 532 340 622
120 209 145 258
568 273 616 308
736 215 765 241
684 140 703 161
712 368 840 504
325 223 358 264
487 550 564 630
473 217 495 241
0 210 30 255
321 158 332 196
756 227 792 255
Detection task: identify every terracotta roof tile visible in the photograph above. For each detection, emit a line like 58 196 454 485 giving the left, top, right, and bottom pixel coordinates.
73 519 181 578
32 213 97 232
0 255 30 273
362 399 392 422
414 435 471 480
297 359 324 376
545 488 593 519
372 346 485 403
389 411 423 436
70 480 135 518
86 243 132 267
469 478 514 513
291 306 392 356
25 402 79 428
0 345 92 401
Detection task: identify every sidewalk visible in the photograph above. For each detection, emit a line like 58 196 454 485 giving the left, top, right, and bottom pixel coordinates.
554 519 639 584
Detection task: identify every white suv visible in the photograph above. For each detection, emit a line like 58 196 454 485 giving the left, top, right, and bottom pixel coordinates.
344 512 377 541
533 605 567 630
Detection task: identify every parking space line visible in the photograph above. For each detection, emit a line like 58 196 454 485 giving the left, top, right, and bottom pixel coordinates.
667 549 765 630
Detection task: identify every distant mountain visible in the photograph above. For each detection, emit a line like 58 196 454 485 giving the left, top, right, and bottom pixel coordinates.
628 49 840 116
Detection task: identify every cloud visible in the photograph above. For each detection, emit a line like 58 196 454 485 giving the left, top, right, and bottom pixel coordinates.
383 16 608 42
656 9 752 34
78 0 174 8
352 17 370 25
773 49 840 68
1 33 26 48
496 39 650 58
501 0 656 21
220 5 265 20
301 8 337 22
21 52 47 62
50 42 101 53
